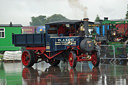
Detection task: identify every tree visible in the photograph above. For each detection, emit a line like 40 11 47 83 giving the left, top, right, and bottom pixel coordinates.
30 15 46 26
29 14 69 26
125 4 128 19
95 15 100 22
125 11 128 19
45 14 69 23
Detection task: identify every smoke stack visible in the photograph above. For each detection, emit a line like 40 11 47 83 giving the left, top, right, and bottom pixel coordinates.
83 18 89 21
83 18 89 36
99 20 103 36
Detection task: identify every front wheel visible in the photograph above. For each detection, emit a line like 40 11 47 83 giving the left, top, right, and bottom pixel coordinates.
22 50 35 67
69 51 77 68
91 51 100 67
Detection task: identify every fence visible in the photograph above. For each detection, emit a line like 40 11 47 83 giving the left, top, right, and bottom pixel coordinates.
100 44 128 64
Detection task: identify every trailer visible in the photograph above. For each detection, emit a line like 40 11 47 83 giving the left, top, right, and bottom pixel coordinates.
12 19 100 68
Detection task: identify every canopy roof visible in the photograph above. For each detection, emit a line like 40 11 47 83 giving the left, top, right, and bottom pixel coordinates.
0 22 22 27
46 20 94 25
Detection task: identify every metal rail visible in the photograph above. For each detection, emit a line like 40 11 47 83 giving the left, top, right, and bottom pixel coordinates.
99 44 128 65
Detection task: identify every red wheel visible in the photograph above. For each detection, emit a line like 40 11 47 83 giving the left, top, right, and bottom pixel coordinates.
22 50 35 67
91 51 100 67
69 51 77 68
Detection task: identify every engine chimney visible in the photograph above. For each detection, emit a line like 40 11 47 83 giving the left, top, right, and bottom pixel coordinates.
83 18 89 21
99 20 103 36
83 18 89 36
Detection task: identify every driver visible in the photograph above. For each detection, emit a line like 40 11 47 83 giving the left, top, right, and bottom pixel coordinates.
58 24 68 36
69 25 76 36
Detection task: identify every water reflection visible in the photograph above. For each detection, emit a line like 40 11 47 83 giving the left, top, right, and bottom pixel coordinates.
0 61 128 85
22 66 100 85
0 62 6 85
69 67 100 85
0 62 22 85
22 62 128 85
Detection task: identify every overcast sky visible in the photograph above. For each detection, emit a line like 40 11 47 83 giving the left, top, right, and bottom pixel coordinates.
0 0 128 25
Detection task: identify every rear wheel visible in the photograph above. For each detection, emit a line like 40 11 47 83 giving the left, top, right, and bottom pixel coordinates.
69 51 77 68
49 59 60 66
91 51 100 67
22 50 35 67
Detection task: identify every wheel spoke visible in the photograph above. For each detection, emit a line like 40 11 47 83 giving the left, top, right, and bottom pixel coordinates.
69 53 74 67
69 51 76 68
22 51 31 66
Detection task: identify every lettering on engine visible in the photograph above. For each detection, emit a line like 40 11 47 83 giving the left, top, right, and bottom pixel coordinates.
55 38 76 45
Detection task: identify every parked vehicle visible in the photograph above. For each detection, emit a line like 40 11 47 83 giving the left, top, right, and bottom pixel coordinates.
12 19 100 68
22 26 36 34
95 18 128 42
0 22 22 51
95 18 128 57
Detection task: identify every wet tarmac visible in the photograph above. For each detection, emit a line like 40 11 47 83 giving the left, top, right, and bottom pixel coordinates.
0 61 128 85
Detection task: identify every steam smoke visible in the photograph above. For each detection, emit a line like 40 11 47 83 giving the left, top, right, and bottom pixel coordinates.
68 0 88 18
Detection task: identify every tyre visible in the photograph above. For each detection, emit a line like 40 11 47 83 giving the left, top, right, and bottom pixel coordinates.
22 50 35 67
49 59 60 66
68 51 77 68
91 51 100 67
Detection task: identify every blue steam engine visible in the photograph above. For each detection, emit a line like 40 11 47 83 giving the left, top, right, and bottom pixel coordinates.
12 18 100 68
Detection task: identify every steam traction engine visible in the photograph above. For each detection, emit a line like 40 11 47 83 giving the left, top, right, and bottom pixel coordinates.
12 19 100 68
